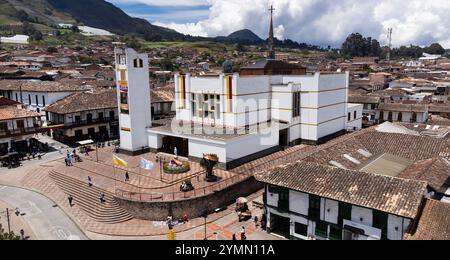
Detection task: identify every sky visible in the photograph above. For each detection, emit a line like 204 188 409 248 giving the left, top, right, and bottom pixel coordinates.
108 0 450 48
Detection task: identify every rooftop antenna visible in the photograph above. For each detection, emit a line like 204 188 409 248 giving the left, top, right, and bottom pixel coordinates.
387 28 393 61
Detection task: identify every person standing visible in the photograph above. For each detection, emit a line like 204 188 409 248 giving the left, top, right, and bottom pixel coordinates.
68 195 73 207
125 172 130 182
174 147 178 158
232 234 237 240
88 176 92 187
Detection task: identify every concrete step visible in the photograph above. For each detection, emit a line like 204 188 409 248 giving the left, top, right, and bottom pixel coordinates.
49 171 133 224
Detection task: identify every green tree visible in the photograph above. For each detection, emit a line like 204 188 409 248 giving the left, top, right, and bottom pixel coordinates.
0 224 20 240
341 33 382 57
424 43 445 55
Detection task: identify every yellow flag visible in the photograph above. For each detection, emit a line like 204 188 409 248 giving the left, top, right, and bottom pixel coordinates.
113 155 128 169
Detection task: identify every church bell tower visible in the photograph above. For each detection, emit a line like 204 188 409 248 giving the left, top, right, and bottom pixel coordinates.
268 5 276 60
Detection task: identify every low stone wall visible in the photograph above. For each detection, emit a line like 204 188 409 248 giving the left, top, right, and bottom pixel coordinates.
115 176 263 221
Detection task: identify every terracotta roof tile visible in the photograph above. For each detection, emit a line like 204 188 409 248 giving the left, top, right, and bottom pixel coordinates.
256 161 427 218
405 199 450 240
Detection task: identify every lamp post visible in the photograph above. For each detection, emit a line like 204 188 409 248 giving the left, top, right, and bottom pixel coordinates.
200 208 208 240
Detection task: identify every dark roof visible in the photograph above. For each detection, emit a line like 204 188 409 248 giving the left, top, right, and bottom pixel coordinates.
45 89 117 114
256 161 427 218
242 59 302 70
405 200 450 240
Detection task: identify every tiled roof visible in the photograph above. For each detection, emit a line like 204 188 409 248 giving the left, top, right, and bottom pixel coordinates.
45 89 117 114
399 158 450 193
378 103 429 113
256 161 427 218
0 105 40 121
429 104 450 113
405 200 450 240
0 80 92 93
151 85 175 103
348 95 380 104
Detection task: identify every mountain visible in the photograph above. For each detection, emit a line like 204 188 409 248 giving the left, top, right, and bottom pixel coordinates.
227 29 263 43
0 0 187 40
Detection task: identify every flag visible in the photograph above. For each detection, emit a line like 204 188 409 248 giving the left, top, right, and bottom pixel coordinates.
113 155 128 169
139 158 154 170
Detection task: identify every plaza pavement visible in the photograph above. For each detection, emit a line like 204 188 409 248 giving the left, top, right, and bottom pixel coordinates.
0 139 319 240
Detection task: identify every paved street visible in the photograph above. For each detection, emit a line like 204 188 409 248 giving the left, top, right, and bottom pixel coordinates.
0 185 87 240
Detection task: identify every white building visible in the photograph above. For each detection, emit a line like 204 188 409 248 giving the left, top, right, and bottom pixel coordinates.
114 44 351 168
0 35 29 45
146 69 350 169
114 46 152 155
346 103 363 131
0 81 93 123
256 161 428 240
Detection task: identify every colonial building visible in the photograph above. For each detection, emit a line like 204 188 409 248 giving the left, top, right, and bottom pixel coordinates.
0 97 42 155
256 161 427 240
256 126 450 240
0 80 93 122
45 89 119 144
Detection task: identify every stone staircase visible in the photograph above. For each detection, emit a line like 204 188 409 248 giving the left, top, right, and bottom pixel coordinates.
49 171 134 224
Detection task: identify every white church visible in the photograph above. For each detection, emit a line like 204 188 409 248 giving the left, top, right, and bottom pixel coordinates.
114 11 359 170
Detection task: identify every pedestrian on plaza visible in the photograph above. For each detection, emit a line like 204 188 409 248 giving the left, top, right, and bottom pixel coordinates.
240 227 247 241
100 193 105 203
64 157 69 166
254 216 259 228
125 171 130 182
232 234 237 240
68 195 73 207
85 148 89 156
88 176 92 187
182 213 189 223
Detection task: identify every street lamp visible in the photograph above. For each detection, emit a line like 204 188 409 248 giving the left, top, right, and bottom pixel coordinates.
200 208 208 240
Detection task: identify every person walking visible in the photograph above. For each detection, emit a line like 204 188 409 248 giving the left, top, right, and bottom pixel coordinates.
240 228 247 241
125 171 130 182
88 176 92 187
68 195 73 207
99 193 105 203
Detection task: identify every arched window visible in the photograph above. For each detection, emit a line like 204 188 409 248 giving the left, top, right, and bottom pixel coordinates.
133 58 143 68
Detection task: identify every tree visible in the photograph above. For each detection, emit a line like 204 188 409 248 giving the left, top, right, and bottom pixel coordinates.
424 43 445 55
0 224 20 240
341 33 382 57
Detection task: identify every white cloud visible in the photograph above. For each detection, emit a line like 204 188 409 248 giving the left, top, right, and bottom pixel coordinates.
151 0 450 48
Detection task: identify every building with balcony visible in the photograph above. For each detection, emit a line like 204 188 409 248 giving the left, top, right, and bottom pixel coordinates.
44 89 119 145
0 97 42 155
255 127 450 240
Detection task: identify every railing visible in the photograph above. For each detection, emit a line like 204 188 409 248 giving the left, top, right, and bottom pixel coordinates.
0 127 41 138
115 170 254 202
48 117 119 128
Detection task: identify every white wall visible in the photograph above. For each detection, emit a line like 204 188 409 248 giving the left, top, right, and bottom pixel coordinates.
289 190 308 215
351 206 373 227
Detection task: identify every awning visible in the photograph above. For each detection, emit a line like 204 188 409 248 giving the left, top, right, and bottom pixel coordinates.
41 124 64 129
76 140 94 146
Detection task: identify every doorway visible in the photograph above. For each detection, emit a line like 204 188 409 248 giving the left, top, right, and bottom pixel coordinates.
162 136 189 158
279 129 289 148
270 213 290 239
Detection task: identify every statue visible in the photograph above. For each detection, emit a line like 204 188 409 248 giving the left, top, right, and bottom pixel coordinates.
200 154 219 182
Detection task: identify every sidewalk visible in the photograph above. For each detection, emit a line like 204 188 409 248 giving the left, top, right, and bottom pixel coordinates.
0 199 36 240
